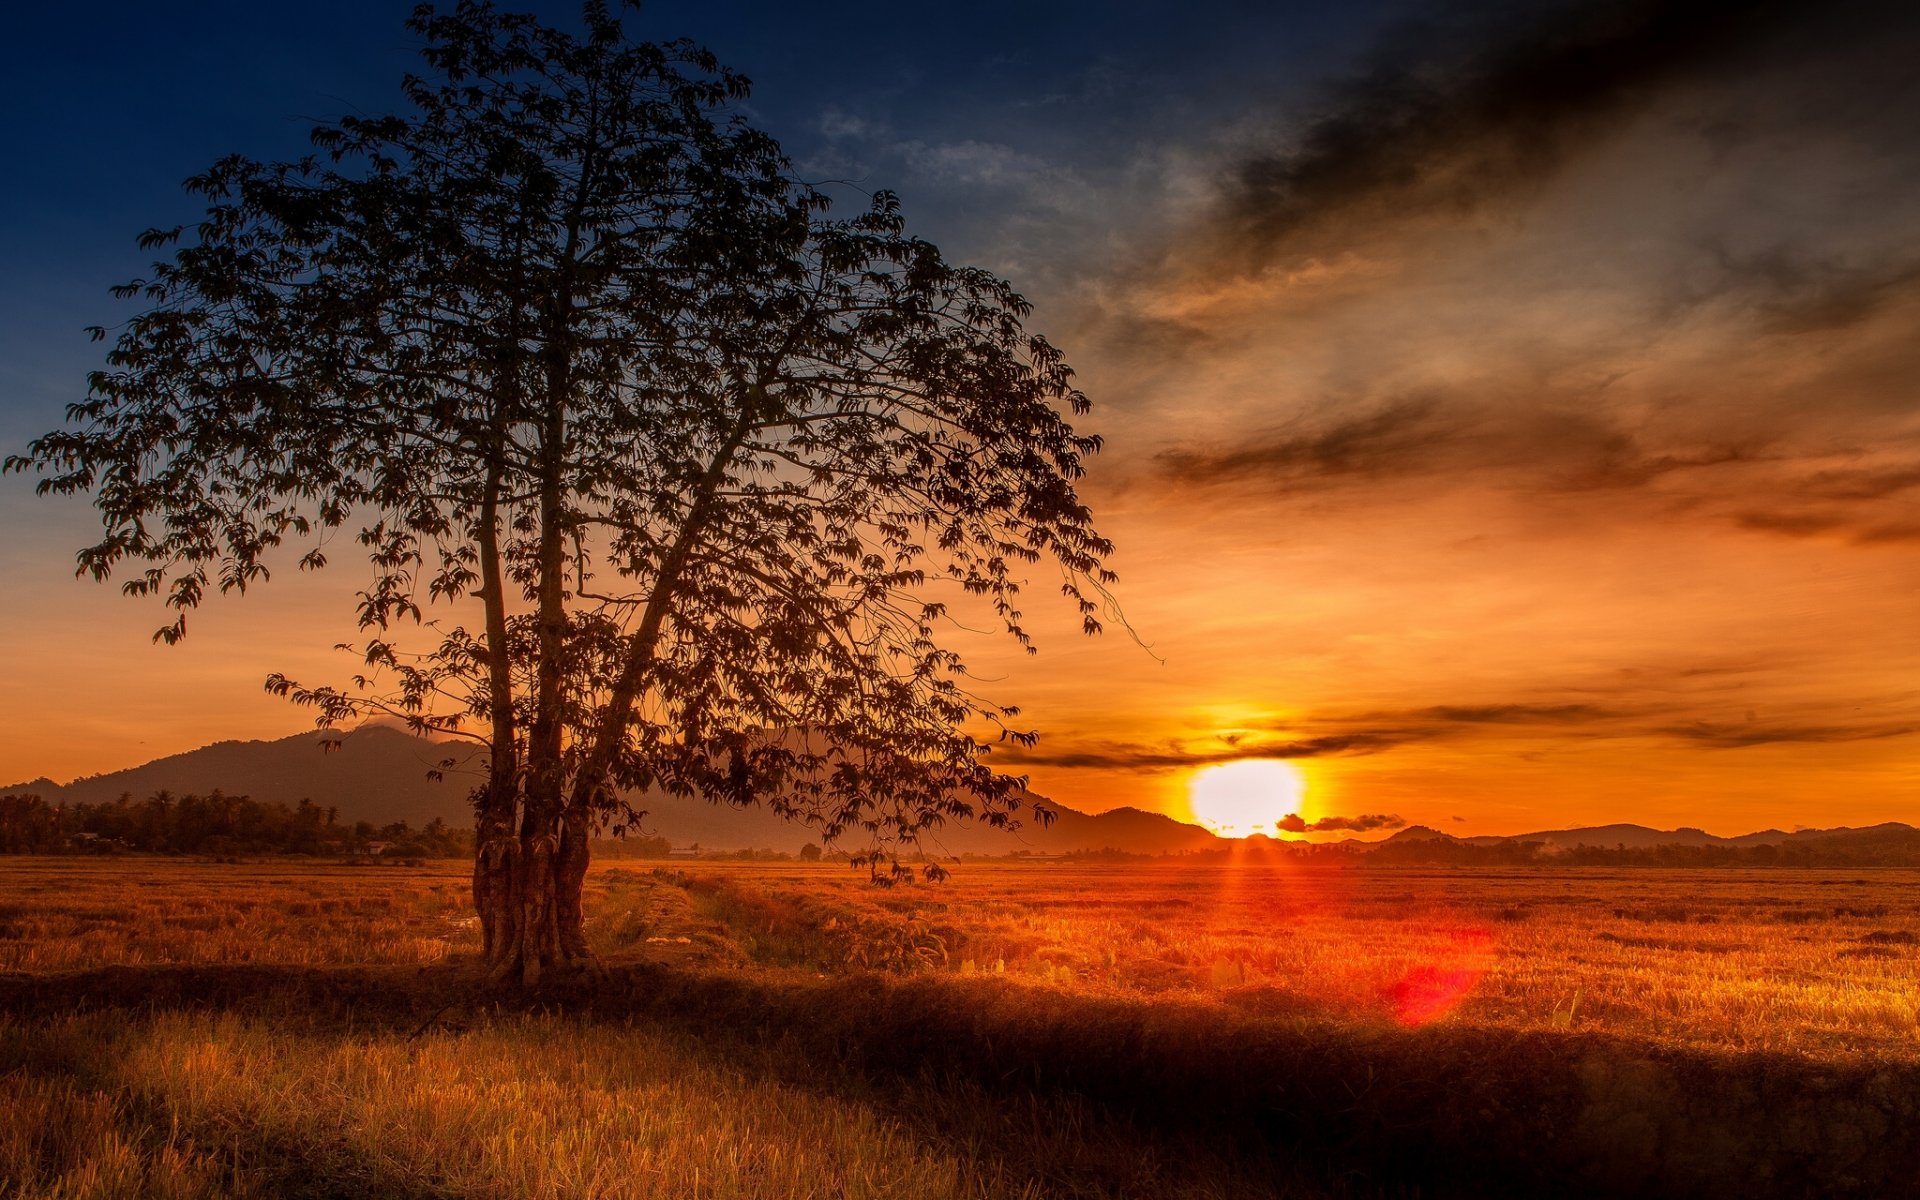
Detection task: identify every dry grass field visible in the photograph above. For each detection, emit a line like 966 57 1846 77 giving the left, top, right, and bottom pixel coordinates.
3 857 1918 1198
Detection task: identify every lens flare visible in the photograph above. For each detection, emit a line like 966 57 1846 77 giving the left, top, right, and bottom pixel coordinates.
1384 925 1495 1026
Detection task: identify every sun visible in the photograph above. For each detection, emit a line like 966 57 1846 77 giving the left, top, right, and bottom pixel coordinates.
1188 759 1307 838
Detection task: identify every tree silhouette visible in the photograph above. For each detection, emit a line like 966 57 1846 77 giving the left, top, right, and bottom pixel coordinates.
9 1 1114 984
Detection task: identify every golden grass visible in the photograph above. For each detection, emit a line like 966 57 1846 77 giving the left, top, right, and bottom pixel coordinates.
662 860 1920 1061
0 1011 1055 1200
4 857 1916 1059
4 857 1918 1198
0 860 476 971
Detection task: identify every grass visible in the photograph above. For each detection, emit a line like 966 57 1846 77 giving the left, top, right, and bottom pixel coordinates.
3 857 1918 1198
0 1011 1069 1200
0 860 472 971
657 860 1920 1059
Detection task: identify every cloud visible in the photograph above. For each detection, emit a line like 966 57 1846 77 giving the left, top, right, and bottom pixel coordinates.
1735 510 1849 538
898 139 1058 190
1694 250 1920 337
1735 508 1920 546
815 107 878 141
1003 730 1426 771
1199 0 1823 280
1155 396 1456 486
1799 464 1920 503
1277 811 1407 833
1146 380 1791 499
1419 703 1621 724
1095 0 1920 531
1012 698 1701 775
1657 721 1917 748
1542 442 1769 494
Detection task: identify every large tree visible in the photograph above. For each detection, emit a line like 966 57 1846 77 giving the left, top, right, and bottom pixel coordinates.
9 1 1114 984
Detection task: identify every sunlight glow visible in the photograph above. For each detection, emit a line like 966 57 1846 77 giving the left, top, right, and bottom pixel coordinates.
1187 759 1306 838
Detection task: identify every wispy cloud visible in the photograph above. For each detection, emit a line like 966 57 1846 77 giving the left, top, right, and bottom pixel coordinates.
1416 704 1621 724
1003 730 1427 772
1658 721 1917 748
1009 691 1920 783
1155 396 1456 486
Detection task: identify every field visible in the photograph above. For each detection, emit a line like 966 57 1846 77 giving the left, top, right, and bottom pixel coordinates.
3 857 1917 1198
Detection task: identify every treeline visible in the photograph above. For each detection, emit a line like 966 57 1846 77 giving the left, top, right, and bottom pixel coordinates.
0 790 470 858
1033 834 1920 868
1369 830 1920 869
0 789 719 860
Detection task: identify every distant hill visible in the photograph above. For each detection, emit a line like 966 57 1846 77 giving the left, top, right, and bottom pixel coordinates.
1460 823 1734 850
9 727 475 829
3 726 1221 856
1384 820 1920 854
1384 824 1453 843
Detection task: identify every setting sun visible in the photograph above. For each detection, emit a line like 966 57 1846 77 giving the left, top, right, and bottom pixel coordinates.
1187 759 1306 838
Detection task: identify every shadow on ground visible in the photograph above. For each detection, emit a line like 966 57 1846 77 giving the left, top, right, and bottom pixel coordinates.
2 956 1914 1200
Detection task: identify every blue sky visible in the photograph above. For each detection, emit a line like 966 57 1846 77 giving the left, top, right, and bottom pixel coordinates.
0 0 1388 447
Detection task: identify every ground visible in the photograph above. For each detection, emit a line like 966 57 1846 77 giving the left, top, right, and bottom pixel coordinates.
2 857 1917 1198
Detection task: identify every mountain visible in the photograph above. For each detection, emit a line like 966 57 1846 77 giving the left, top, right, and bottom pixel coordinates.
1462 823 1735 850
1383 824 1453 843
3 726 1221 855
9 727 472 827
1380 820 1919 853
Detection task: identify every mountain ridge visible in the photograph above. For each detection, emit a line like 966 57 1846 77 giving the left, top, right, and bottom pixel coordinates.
3 726 1220 855
9 730 1907 854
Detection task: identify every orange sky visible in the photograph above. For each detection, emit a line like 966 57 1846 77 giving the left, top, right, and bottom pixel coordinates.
3 0 1916 838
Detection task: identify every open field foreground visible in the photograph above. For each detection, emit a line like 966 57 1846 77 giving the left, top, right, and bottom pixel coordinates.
3 858 1917 1199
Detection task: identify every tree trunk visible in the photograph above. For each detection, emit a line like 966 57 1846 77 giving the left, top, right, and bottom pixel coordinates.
555 805 592 959
516 818 562 986
473 414 523 976
473 802 518 966
475 812 591 987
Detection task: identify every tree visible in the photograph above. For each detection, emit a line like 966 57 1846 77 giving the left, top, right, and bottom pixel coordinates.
9 1 1114 985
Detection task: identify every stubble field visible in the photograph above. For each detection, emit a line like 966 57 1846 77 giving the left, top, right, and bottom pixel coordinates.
3 857 1917 1198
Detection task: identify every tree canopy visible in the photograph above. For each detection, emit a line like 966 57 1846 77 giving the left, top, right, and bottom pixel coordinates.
9 0 1116 983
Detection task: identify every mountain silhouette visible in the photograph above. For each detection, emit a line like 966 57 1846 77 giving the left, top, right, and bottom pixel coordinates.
11 730 1906 855
1384 820 1918 851
4 726 1221 855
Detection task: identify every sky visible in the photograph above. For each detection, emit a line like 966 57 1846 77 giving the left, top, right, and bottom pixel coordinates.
2 0 1915 838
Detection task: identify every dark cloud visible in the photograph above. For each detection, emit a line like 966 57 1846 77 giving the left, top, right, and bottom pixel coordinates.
1799 465 1920 503
1003 730 1425 771
1154 396 1455 486
1420 703 1620 724
1658 721 1916 748
1121 0 1920 522
1209 0 1824 276
1735 509 1920 546
1705 251 1920 337
1278 811 1407 833
1008 693 1918 781
1149 387 1779 496
1543 441 1768 493
1855 524 1920 545
1735 509 1851 539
